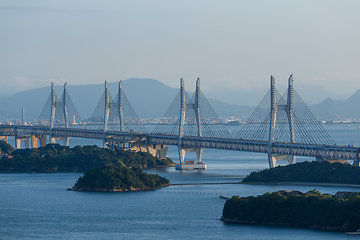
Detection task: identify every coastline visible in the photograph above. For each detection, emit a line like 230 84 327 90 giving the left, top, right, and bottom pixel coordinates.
241 182 360 188
220 217 346 232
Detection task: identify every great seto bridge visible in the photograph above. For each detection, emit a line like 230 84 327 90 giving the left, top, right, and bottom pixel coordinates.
1 76 359 169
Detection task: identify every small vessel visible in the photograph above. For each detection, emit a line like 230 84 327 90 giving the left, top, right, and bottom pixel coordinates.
219 195 230 200
346 229 360 235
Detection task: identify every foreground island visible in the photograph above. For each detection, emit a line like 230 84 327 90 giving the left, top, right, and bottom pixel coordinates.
221 190 360 232
68 165 170 192
242 161 360 185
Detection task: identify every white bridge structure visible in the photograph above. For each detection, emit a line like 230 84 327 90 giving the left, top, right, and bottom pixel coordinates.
1 76 360 169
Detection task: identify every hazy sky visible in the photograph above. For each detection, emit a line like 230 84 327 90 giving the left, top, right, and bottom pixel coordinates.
1 0 359 105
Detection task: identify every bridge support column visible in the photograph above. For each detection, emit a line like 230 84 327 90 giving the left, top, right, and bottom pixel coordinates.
31 135 38 148
15 138 21 149
15 136 31 149
286 75 296 165
175 147 206 170
103 81 111 148
355 148 360 167
40 135 47 147
157 145 169 158
145 142 170 158
63 137 69 147
50 136 69 146
25 138 31 149
270 155 296 166
268 76 277 168
118 81 125 132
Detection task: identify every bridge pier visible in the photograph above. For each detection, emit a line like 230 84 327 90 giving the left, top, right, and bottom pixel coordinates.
176 147 205 170
39 135 47 147
146 144 169 159
50 136 69 146
15 136 31 149
268 76 277 168
14 134 46 149
31 135 38 148
355 148 360 167
269 154 296 167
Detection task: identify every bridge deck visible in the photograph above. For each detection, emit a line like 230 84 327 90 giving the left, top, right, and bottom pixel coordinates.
0 125 358 161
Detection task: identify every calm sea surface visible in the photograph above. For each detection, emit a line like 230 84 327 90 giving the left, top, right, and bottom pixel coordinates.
1 124 360 239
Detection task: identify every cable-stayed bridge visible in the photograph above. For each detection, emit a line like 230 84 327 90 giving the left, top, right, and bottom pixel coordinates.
1 76 359 169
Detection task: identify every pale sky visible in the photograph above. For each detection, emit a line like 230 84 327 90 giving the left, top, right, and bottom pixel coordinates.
1 0 359 105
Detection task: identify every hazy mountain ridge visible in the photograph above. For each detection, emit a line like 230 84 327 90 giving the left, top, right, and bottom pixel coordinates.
309 89 360 121
0 78 359 121
0 78 255 121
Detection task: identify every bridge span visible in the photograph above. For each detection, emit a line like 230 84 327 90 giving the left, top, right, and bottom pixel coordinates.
1 75 360 169
1 124 359 168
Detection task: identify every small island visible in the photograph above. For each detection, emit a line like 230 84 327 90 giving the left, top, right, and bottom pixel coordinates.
68 165 170 192
242 161 360 185
221 190 360 232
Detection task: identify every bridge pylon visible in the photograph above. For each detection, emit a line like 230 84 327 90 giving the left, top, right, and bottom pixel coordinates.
268 75 296 168
102 80 126 148
237 74 335 168
49 82 70 146
38 81 81 148
176 78 206 170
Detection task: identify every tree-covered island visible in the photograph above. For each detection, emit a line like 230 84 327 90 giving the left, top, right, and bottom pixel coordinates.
0 143 174 173
221 190 360 232
68 165 170 192
242 161 360 185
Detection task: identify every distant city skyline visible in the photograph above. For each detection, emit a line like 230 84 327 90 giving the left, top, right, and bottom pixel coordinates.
1 0 359 105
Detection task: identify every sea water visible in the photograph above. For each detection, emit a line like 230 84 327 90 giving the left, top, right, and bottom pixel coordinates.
1 124 360 239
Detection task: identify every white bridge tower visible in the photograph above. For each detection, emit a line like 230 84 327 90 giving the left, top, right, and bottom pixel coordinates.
268 75 296 167
176 78 206 170
49 82 70 146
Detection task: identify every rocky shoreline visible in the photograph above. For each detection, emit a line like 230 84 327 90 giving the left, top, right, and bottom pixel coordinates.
242 181 360 188
220 216 346 232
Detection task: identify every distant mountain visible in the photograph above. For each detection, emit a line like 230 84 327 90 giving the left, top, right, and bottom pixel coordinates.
309 98 346 120
309 89 360 121
0 78 255 121
3 78 358 122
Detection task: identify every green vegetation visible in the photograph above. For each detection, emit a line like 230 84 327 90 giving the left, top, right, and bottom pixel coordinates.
221 190 360 232
70 165 170 191
0 144 174 173
0 140 14 155
242 161 360 185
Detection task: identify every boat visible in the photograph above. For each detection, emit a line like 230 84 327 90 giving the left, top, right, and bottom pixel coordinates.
346 229 360 235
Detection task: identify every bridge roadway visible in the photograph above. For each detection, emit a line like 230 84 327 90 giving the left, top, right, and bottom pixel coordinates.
0 125 360 162
1 124 359 164
0 125 135 142
147 135 360 162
